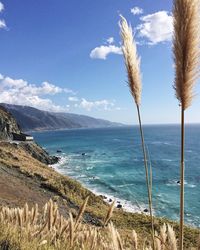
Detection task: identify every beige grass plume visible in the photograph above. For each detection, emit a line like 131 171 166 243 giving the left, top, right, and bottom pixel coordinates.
119 14 155 249
173 1 200 249
173 0 200 110
119 15 142 106
104 200 115 226
0 199 199 249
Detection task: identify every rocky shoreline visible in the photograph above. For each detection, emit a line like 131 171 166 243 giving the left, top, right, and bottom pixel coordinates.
0 106 199 247
19 142 59 165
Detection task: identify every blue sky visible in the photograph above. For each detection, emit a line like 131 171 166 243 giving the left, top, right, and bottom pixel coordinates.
0 0 199 124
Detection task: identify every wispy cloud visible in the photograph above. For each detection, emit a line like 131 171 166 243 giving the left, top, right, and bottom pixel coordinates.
106 37 114 44
0 2 7 30
0 74 74 112
79 98 115 111
137 11 173 45
68 96 79 102
0 19 6 29
131 7 143 15
0 2 4 13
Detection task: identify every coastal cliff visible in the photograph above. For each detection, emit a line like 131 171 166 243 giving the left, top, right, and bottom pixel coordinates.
0 103 123 132
0 105 58 165
19 142 59 165
0 105 199 248
0 106 20 140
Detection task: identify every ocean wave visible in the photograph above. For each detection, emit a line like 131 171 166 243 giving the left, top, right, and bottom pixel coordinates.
113 138 121 141
88 176 100 180
117 183 135 188
86 166 94 170
96 181 117 193
187 184 196 188
151 141 174 146
52 155 68 169
186 150 193 153
92 190 146 214
133 158 140 162
161 159 173 162
77 174 87 178
87 160 109 164
166 179 196 188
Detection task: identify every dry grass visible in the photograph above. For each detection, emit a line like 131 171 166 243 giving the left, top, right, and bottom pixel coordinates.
0 141 199 248
173 0 200 110
119 15 142 106
173 1 200 249
120 15 155 248
0 199 199 250
104 200 115 226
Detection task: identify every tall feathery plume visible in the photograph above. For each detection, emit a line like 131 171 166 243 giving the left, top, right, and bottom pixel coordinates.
173 0 200 249
119 15 155 249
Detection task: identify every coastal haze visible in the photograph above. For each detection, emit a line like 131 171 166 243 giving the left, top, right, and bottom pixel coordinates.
1 103 123 131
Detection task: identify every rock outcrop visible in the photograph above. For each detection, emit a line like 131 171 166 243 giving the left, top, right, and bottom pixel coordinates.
19 142 59 165
0 105 59 165
0 106 21 140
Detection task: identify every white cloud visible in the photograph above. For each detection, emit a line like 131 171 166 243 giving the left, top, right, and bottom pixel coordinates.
0 74 74 112
90 45 122 60
2 77 28 89
131 7 143 15
0 73 4 80
38 81 62 95
1 77 62 95
0 2 7 30
107 37 114 44
0 19 6 29
0 90 65 112
0 2 4 12
64 88 76 94
115 107 121 111
68 96 79 102
79 98 115 111
137 11 173 45
0 74 121 114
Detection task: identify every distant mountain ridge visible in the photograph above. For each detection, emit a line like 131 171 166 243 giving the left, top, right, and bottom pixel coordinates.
0 103 123 132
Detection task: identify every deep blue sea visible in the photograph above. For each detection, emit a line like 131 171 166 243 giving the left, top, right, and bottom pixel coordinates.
32 125 200 227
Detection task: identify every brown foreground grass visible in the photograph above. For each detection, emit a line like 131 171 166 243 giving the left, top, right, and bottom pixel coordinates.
0 199 200 250
0 141 199 248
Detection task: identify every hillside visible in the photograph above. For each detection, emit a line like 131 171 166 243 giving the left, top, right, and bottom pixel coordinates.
0 106 21 140
0 103 122 132
0 105 58 165
0 104 199 248
0 141 199 248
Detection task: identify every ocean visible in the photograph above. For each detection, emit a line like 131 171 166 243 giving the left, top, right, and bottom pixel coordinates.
32 125 200 227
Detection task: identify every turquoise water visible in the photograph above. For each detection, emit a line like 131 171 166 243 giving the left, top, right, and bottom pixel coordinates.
32 125 200 227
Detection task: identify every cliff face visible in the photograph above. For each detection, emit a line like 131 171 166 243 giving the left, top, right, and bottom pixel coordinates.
0 106 21 140
0 106 58 164
19 142 59 165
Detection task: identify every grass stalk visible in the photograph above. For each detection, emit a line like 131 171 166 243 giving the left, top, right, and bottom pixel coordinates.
136 104 155 248
179 107 185 250
119 15 155 249
173 0 200 248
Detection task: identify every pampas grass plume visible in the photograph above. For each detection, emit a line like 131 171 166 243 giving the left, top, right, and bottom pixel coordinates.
173 0 200 110
119 15 142 106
